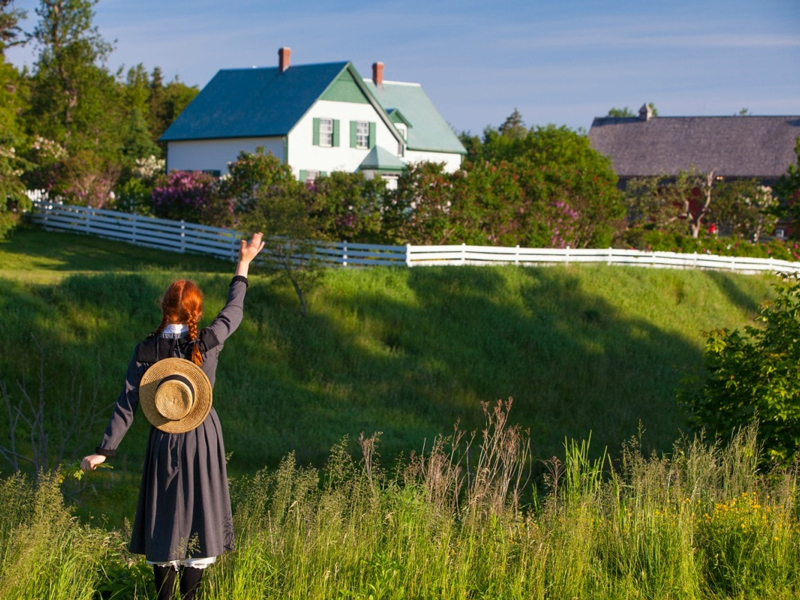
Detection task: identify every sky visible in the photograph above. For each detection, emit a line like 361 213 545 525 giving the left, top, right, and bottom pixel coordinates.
6 0 800 135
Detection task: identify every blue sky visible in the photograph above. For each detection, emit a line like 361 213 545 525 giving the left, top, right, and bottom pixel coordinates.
6 0 800 134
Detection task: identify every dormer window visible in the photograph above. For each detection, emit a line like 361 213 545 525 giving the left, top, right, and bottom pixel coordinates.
395 124 407 140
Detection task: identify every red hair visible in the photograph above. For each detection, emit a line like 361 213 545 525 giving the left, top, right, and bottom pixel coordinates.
154 279 204 365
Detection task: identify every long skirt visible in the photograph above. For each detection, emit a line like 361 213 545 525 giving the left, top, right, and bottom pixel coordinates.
129 408 235 562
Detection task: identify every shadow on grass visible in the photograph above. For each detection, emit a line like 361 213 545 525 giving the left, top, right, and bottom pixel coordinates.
0 227 234 273
0 262 774 525
233 266 712 468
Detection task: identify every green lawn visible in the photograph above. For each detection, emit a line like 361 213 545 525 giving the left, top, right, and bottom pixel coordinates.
0 226 779 520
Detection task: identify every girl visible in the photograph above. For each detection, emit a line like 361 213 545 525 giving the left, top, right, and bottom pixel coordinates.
82 233 265 600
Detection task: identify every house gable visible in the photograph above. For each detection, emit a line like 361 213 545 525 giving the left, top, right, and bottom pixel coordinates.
320 69 369 104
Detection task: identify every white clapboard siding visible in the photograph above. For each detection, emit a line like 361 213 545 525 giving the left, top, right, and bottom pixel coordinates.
27 199 800 275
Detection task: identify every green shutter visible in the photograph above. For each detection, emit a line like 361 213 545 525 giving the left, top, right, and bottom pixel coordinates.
320 171 327 177
332 120 340 147
312 118 320 146
350 121 358 148
299 169 308 183
369 122 376 149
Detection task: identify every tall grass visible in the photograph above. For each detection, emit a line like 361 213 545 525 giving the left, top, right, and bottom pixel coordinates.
1 404 797 598
0 472 113 599
197 403 799 599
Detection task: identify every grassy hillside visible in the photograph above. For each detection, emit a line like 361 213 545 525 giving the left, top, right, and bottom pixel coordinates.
0 227 778 517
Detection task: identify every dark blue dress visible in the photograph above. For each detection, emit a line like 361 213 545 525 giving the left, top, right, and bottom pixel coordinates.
96 277 248 562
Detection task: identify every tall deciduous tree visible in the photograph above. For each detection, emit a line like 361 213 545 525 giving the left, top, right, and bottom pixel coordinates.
25 0 122 204
226 148 320 315
0 1 30 235
625 169 717 239
776 138 800 232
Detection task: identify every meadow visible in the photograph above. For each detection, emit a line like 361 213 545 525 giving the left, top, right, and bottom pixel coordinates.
1 225 797 598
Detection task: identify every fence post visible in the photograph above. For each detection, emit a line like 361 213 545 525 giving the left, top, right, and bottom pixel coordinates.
405 244 411 267
607 247 612 266
131 213 138 244
180 220 186 253
515 245 520 266
343 241 348 268
693 251 698 269
461 243 466 265
85 207 92 235
565 245 570 267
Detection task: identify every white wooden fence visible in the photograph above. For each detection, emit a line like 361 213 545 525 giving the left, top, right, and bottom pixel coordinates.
28 200 800 275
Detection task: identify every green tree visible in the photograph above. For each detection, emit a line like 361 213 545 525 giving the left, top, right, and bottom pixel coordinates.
498 108 526 140
0 1 30 236
310 171 386 243
120 64 160 163
681 278 800 464
606 107 635 118
0 0 26 55
225 148 320 315
710 178 778 241
624 169 715 239
24 0 123 204
149 68 198 148
775 138 800 229
381 161 457 245
502 124 624 247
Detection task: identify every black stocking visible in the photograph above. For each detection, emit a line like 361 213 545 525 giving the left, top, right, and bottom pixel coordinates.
180 566 204 600
153 565 178 600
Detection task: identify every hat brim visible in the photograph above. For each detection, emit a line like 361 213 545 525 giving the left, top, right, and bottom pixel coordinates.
139 358 213 434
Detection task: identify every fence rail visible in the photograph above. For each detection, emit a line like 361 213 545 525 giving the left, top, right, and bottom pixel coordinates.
28 200 800 275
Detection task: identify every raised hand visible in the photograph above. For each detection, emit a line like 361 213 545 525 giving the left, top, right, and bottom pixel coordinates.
237 232 265 277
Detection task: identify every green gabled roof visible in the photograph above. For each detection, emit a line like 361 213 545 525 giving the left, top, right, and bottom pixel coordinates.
363 80 466 155
359 145 406 172
160 62 351 141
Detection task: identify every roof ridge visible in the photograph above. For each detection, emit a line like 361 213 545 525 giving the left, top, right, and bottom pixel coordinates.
363 78 421 87
220 61 350 73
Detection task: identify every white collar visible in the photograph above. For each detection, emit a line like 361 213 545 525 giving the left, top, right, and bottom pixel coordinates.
161 324 189 339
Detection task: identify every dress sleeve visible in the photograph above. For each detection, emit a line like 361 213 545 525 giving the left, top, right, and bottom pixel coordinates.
204 276 249 346
95 347 147 458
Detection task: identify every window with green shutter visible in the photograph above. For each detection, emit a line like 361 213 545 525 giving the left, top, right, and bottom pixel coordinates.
314 118 336 147
353 120 372 149
350 120 358 148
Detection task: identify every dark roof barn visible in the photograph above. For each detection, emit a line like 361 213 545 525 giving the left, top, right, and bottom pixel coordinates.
589 109 800 181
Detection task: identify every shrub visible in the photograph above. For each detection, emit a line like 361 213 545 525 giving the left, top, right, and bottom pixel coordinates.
152 170 231 226
681 277 800 464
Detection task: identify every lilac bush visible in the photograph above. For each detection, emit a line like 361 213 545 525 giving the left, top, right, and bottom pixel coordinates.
151 170 232 225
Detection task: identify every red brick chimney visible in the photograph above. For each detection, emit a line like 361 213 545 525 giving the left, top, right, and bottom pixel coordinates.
279 47 291 72
372 62 384 86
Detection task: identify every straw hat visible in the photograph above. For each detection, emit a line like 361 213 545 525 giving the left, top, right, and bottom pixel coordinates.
139 358 213 433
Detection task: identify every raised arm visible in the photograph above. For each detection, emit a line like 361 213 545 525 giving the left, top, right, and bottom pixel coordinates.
203 233 265 345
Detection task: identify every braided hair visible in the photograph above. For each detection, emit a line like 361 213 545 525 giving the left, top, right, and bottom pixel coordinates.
154 279 205 365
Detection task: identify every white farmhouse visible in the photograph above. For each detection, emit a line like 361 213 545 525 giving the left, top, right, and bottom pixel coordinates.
160 48 466 187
